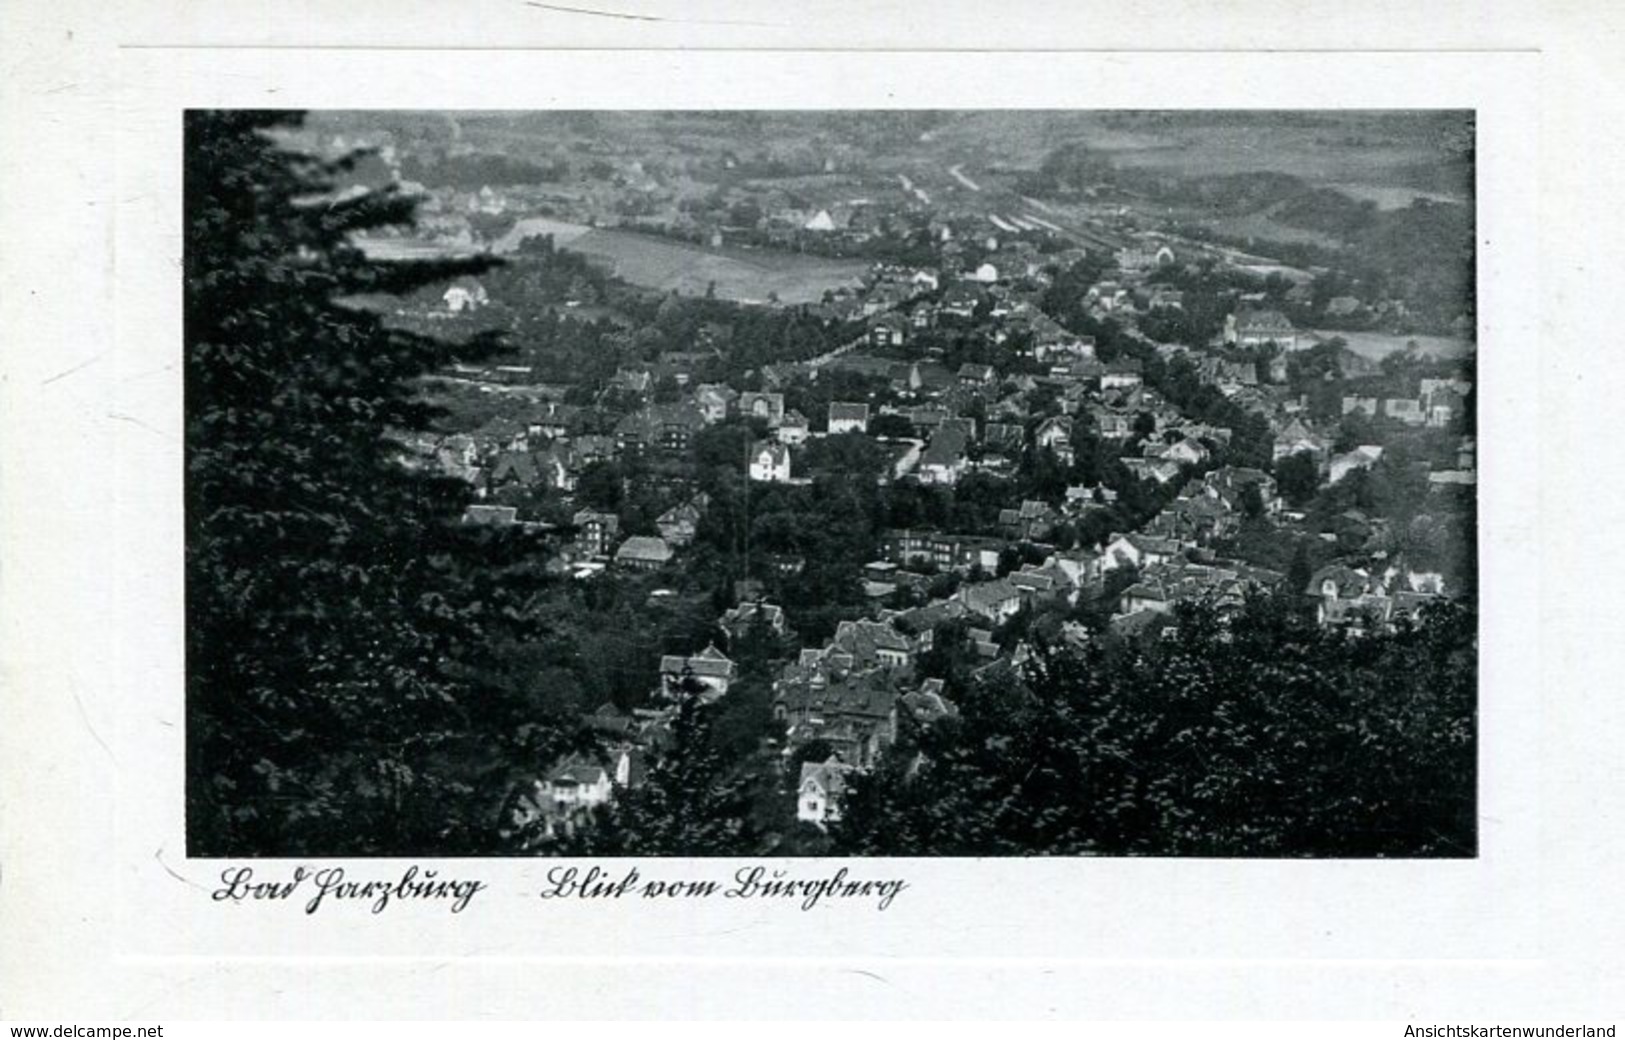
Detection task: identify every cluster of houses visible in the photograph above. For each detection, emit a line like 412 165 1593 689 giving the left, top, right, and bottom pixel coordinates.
769 477 1315 824
1340 375 1472 430
509 603 791 842
1304 561 1448 635
1266 376 1474 489
1225 305 1303 352
394 171 1480 840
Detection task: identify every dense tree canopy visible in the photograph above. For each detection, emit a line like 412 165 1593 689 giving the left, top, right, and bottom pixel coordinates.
834 596 1476 857
185 111 566 856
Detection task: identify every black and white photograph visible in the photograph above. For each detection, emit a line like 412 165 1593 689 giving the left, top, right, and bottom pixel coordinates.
14 5 1625 1020
184 108 1478 860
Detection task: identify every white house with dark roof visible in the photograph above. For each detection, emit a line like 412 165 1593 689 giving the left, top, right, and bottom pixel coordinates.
957 577 1024 624
798 758 856 826
536 756 614 811
694 383 737 424
748 440 792 482
829 618 914 670
1225 307 1301 351
656 494 709 547
1162 436 1210 467
1035 415 1073 452
442 277 489 313
868 312 908 348
958 362 997 388
1330 445 1384 484
718 600 790 646
828 402 871 434
940 282 983 319
659 643 736 702
615 535 673 572
1101 359 1144 391
1101 532 1184 573
776 409 810 445
738 391 785 425
916 424 969 485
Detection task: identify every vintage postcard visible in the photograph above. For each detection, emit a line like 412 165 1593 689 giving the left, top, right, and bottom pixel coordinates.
185 107 1478 863
9 25 1605 1021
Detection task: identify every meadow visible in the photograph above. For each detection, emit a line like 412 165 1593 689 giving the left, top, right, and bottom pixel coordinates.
1312 329 1474 361
553 226 871 305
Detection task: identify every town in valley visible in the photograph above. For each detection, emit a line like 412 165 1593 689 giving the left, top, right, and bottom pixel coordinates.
190 110 1478 858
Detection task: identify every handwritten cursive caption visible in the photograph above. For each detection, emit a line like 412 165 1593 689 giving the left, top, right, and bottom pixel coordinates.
209 863 910 914
212 865 487 915
539 865 908 910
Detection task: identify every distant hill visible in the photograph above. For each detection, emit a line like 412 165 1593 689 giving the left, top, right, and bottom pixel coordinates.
307 109 1472 195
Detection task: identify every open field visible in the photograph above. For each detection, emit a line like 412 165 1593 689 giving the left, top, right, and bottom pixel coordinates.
1200 212 1343 247
1311 329 1474 361
1326 183 1469 210
1105 137 1438 184
562 227 870 304
365 217 870 306
1150 201 1346 249
494 216 598 251
354 237 482 261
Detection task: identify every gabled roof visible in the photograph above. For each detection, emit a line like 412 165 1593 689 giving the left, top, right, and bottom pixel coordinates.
752 440 790 464
464 504 519 526
960 577 1022 615
1111 608 1173 639
546 755 609 787
778 671 897 720
912 362 956 389
1009 567 1058 592
832 618 913 656
1307 564 1381 598
918 424 970 468
1235 307 1295 332
799 758 856 796
891 598 969 634
615 535 673 563
898 686 957 724
1110 531 1183 557
489 451 540 484
1121 581 1168 603
660 643 735 680
720 601 786 632
657 502 702 527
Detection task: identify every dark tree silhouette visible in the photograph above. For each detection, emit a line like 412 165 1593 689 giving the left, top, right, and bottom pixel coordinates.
185 111 563 856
